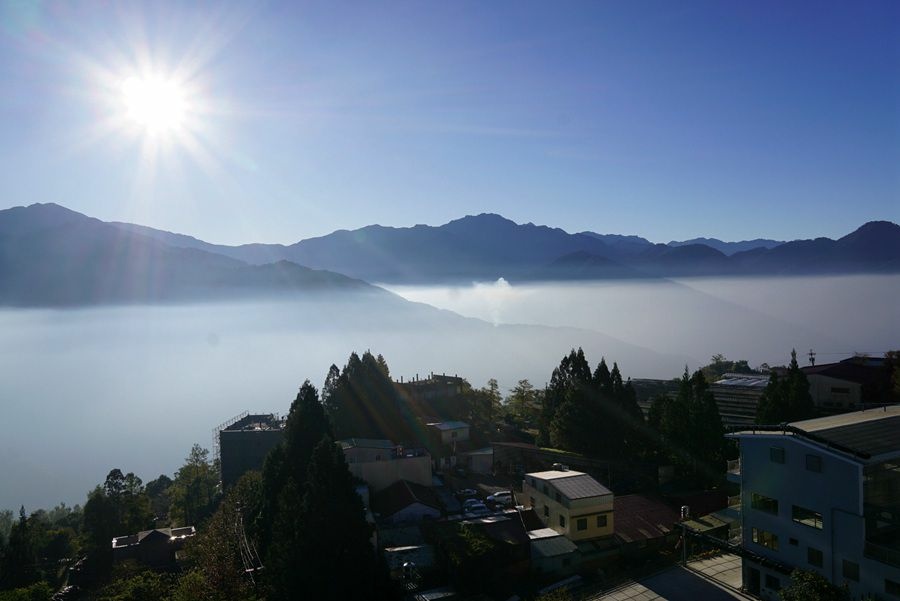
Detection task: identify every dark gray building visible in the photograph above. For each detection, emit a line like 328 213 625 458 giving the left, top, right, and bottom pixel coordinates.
218 413 285 489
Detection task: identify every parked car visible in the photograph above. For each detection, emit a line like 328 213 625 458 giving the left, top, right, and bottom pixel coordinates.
463 502 491 518
486 491 514 507
455 488 478 500
462 498 484 512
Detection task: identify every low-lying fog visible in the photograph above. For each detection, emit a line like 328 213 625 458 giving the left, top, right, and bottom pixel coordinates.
1 274 896 510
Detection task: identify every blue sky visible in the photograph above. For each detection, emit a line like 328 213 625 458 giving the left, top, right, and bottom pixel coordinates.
0 0 897 245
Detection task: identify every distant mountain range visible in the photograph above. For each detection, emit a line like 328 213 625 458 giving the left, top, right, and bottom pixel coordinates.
0 204 379 306
1 203 898 305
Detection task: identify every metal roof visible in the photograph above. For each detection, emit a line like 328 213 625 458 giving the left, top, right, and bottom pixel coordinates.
426 421 470 431
529 470 612 500
531 534 578 559
733 406 900 460
713 374 769 388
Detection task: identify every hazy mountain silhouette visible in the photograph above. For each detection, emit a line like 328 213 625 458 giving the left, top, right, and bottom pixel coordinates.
0 204 379 306
667 237 784 255
6 204 899 302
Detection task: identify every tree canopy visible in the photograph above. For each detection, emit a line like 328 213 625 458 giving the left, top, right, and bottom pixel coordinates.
756 350 815 424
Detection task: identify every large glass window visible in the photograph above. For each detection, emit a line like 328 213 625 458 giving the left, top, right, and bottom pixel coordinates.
792 505 823 529
751 493 779 515
751 527 778 551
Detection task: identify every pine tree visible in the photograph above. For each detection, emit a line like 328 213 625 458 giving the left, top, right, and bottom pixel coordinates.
756 349 815 424
263 382 392 600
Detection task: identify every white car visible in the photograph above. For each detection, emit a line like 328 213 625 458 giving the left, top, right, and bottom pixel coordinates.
486 491 514 507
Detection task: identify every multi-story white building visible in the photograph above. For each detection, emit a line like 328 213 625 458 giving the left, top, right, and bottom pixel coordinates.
727 406 900 600
522 468 614 541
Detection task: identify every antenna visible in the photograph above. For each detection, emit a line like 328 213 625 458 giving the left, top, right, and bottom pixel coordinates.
808 349 816 366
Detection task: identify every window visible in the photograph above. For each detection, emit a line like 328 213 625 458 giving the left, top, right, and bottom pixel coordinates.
559 515 566 528
751 492 779 515
555 491 561 503
789 538 798 546
843 560 859 582
451 431 457 439
792 505 823 529
886 578 900 597
543 505 549 517
577 518 587 531
806 454 823 473
375 454 381 461
597 514 608 528
529 497 536 508
770 447 785 464
530 478 536 488
765 575 781 591
808 547 823 568
543 484 549 495
751 528 778 551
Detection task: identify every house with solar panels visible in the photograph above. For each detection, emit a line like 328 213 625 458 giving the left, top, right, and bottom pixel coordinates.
727 406 900 600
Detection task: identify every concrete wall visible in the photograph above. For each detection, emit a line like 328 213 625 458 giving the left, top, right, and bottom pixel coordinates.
807 375 861 411
348 455 432 492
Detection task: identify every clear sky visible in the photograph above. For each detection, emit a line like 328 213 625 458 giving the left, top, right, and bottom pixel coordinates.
0 1 897 245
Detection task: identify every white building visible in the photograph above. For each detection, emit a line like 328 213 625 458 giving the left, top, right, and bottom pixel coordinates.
727 406 900 600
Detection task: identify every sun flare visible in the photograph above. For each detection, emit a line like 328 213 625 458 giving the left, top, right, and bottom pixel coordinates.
120 75 188 134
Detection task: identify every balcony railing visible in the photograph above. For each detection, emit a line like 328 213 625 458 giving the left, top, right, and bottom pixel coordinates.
866 541 900 569
727 459 741 476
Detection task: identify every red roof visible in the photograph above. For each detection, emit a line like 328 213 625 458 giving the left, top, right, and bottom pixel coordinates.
614 495 679 543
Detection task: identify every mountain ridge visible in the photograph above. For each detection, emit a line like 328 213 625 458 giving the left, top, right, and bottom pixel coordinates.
3 204 899 302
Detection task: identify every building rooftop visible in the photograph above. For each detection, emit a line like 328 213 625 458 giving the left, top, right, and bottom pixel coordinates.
222 413 285 432
713 373 769 388
528 470 612 500
614 495 678 544
732 405 900 460
426 420 470 431
338 438 396 450
375 480 442 518
112 526 196 549
531 533 578 558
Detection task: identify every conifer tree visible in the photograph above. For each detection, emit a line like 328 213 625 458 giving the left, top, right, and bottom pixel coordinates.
756 349 815 424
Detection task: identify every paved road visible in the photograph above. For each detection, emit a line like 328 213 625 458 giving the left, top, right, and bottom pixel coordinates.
587 554 749 601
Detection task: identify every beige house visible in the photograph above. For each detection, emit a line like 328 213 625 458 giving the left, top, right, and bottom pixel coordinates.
522 469 614 542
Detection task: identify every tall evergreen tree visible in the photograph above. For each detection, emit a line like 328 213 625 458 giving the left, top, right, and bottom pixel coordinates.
756 350 815 424
262 382 392 600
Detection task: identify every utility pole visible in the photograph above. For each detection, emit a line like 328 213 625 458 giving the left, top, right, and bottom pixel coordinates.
808 349 816 366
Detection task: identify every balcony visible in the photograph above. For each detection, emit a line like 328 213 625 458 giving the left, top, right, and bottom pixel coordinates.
726 458 741 483
866 541 900 569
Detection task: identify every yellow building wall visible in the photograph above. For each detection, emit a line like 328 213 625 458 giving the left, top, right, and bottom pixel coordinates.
523 480 614 541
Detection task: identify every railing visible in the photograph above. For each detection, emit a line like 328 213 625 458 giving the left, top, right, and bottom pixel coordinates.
726 459 741 476
865 541 900 569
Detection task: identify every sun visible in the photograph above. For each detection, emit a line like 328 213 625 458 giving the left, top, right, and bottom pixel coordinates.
120 75 188 134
